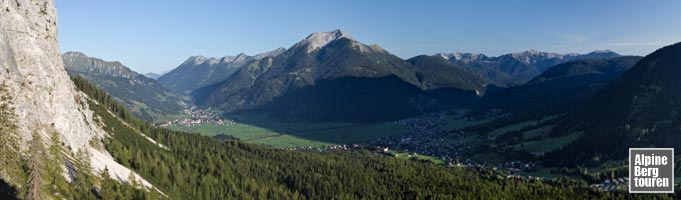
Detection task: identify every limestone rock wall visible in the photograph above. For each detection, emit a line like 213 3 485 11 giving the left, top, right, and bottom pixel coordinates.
0 0 153 188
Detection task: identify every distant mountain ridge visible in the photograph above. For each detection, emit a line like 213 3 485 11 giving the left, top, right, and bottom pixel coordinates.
526 56 640 85
477 56 641 115
63 52 188 122
437 49 622 86
157 48 286 93
406 55 489 93
63 52 138 78
144 72 162 80
197 29 487 122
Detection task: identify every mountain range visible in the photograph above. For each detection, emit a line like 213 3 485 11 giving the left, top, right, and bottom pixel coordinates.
437 49 622 86
57 29 635 125
165 29 626 122
157 47 286 93
63 52 188 122
549 42 681 165
193 30 489 121
477 56 641 115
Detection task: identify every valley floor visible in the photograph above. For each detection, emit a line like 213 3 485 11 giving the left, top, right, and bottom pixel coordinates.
157 106 681 196
160 109 593 180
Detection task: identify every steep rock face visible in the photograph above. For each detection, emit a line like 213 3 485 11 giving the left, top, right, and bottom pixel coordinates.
0 0 151 187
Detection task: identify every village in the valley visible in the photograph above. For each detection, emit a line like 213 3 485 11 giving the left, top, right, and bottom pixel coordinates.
158 106 234 127
159 107 630 188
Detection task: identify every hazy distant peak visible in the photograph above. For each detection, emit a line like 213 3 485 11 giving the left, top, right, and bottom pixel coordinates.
305 29 353 42
144 72 162 80
297 29 354 52
591 49 614 53
512 49 558 57
218 53 249 63
184 55 210 65
184 53 253 66
437 52 487 62
236 53 248 58
511 49 620 59
63 51 88 58
587 49 620 56
526 49 541 54
253 47 286 59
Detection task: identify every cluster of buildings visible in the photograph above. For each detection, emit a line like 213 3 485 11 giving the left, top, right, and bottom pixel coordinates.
592 177 629 191
159 107 234 127
497 161 538 173
370 111 470 164
285 144 361 151
368 111 539 174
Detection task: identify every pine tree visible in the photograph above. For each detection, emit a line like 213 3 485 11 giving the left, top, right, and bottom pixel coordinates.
46 131 69 197
73 149 95 199
99 167 119 200
26 131 46 200
0 84 23 185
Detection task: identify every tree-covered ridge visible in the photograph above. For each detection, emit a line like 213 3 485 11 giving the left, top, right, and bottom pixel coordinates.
474 56 641 116
549 42 681 166
63 52 188 122
71 76 671 199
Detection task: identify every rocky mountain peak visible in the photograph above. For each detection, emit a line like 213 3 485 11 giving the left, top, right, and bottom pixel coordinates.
184 55 209 65
62 51 88 58
297 29 354 52
233 53 249 62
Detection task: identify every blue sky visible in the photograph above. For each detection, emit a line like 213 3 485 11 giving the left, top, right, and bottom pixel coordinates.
56 0 681 74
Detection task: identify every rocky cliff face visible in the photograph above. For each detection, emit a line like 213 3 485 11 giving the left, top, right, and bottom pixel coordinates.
0 0 152 187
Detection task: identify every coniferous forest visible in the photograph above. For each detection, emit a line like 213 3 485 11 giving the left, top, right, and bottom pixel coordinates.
69 76 675 199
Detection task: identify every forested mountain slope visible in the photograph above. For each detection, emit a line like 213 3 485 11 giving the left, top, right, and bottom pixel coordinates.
73 76 650 199
477 56 641 115
549 42 681 166
63 52 188 122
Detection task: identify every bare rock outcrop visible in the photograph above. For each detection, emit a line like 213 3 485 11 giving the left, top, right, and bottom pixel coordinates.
0 0 153 188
